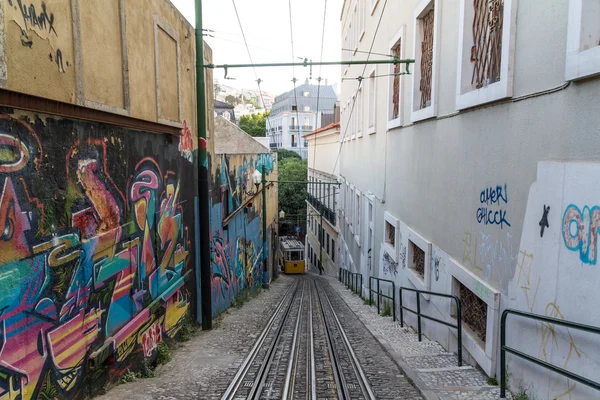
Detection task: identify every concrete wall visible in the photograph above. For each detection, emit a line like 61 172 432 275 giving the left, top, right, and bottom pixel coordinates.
0 108 196 399
209 152 278 315
339 0 600 398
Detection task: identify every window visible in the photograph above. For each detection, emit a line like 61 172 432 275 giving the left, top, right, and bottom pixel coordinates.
368 69 376 133
383 212 399 261
388 26 405 129
289 251 303 261
304 105 310 111
326 233 330 254
411 0 439 122
460 282 488 345
455 0 517 109
332 239 336 262
354 190 361 244
357 86 363 137
406 225 432 291
303 91 310 97
565 0 600 80
292 105 298 111
303 117 310 127
410 241 425 278
291 135 297 147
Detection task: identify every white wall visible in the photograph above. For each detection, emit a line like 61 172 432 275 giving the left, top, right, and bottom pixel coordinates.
339 0 600 397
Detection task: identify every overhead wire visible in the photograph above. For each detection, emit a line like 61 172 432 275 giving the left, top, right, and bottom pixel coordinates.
341 72 409 81
231 0 273 132
287 0 302 151
331 0 389 175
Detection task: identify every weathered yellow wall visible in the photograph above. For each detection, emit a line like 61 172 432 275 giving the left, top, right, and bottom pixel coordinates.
2 0 198 141
5 0 76 103
80 0 124 108
158 26 179 121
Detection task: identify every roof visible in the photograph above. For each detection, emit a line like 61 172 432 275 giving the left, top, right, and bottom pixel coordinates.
280 236 304 250
214 100 235 109
303 122 340 138
269 83 338 116
214 116 270 154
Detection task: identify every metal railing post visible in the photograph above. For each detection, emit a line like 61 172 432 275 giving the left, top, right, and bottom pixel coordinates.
500 311 507 398
416 292 422 341
399 288 404 327
377 279 381 314
456 297 462 367
369 277 372 305
392 282 396 322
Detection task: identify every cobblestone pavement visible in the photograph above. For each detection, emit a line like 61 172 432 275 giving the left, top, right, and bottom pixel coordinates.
326 275 514 400
98 274 426 399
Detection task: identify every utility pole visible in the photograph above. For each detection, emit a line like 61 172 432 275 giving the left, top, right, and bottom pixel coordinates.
195 0 212 330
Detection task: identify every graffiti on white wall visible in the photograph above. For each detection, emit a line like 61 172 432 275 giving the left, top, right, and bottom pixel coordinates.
562 205 600 265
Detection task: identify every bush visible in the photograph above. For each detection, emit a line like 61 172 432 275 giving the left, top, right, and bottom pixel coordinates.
156 342 172 365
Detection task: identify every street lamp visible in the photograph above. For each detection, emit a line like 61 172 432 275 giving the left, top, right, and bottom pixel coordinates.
279 210 286 219
244 169 263 196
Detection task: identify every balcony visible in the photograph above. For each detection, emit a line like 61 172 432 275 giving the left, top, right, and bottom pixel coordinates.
278 126 283 131
306 193 336 226
302 125 313 131
289 125 300 131
270 143 278 149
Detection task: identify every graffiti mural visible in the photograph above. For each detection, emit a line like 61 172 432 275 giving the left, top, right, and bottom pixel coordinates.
562 204 600 265
476 184 511 229
209 152 276 315
0 109 196 399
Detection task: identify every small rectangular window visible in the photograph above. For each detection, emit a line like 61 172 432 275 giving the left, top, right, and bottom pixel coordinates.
459 281 488 345
332 239 336 262
326 233 330 254
410 241 425 278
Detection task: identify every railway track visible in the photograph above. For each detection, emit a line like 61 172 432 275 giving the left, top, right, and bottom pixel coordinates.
221 275 381 400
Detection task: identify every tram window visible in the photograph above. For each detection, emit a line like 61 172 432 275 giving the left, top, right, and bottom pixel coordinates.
290 251 302 261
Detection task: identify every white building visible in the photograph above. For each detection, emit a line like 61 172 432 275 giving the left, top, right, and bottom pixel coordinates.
339 1 600 399
267 81 338 158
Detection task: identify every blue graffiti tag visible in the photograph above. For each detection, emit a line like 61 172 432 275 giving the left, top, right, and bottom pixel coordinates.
476 184 511 229
562 204 600 265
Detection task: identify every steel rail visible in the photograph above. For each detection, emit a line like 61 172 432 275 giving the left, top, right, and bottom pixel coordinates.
248 283 302 399
317 280 376 400
314 279 346 399
220 282 298 400
282 281 306 399
309 287 317 400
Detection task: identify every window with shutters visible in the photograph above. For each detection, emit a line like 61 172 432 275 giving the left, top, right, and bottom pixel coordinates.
456 0 517 109
411 0 439 122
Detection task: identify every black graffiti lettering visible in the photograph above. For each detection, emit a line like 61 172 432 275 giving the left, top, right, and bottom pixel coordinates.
56 49 65 73
480 184 508 206
16 0 58 36
476 207 511 229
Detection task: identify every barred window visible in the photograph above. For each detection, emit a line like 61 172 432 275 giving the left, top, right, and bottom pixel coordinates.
470 0 504 89
391 41 401 120
419 9 434 110
459 282 488 344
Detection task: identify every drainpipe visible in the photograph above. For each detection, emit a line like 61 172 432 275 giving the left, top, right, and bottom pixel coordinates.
262 165 269 288
195 0 212 330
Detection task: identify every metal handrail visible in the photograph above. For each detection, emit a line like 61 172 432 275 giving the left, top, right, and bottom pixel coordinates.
368 277 396 322
399 287 462 366
500 309 600 398
338 268 362 295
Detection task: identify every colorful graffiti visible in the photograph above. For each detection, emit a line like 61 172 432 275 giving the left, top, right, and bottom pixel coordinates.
562 204 600 265
209 152 275 315
0 111 194 399
179 120 194 163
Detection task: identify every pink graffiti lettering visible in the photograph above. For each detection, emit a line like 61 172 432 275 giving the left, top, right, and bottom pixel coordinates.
141 321 162 357
563 205 600 265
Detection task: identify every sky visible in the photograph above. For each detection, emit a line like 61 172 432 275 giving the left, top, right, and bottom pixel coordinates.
170 0 343 96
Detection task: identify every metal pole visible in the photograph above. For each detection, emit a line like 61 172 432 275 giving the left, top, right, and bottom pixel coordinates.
392 282 396 322
377 280 380 314
417 293 422 342
457 299 463 367
206 58 415 69
195 0 212 330
500 311 507 398
399 288 404 327
369 277 372 306
262 165 269 288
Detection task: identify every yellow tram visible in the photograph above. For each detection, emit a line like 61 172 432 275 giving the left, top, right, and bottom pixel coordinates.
279 236 306 274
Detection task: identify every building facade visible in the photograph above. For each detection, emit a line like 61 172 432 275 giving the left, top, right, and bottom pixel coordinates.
305 123 341 277
266 81 337 158
215 100 236 123
339 0 600 399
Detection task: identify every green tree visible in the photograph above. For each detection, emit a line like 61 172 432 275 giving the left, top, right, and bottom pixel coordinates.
239 111 269 137
243 96 261 109
276 149 301 161
225 94 240 106
278 158 308 235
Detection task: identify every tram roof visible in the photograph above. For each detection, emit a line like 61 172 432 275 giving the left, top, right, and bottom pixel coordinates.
280 236 304 250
